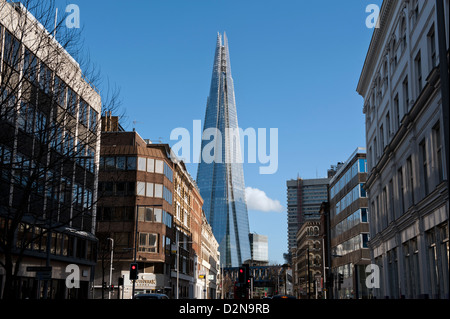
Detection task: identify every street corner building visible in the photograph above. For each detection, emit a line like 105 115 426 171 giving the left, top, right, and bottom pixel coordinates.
0 1 101 299
94 114 221 299
196 33 251 268
357 0 449 299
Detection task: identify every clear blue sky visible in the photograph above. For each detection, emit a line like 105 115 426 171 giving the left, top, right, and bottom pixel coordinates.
54 0 382 264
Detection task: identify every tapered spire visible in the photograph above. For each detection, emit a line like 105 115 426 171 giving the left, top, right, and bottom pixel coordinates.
196 33 251 267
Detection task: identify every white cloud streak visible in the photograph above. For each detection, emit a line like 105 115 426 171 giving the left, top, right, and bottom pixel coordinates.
245 187 284 213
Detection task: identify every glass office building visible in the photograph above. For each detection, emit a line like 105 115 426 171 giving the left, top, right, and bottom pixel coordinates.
196 33 251 267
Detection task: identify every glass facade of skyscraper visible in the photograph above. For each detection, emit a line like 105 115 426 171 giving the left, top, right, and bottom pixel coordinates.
196 33 251 267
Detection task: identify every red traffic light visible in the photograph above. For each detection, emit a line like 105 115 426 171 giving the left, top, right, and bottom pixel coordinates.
131 265 136 270
239 269 244 273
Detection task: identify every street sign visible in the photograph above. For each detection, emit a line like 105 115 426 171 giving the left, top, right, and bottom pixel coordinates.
36 271 52 280
26 266 52 272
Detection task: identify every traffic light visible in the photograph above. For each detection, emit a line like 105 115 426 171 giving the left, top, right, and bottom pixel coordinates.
130 263 138 280
118 276 124 286
338 273 343 289
102 281 107 290
238 267 245 283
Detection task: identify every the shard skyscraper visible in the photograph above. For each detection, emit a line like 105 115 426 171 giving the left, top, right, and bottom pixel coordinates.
196 33 251 267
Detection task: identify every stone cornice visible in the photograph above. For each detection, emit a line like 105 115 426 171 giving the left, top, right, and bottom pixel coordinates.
357 0 396 97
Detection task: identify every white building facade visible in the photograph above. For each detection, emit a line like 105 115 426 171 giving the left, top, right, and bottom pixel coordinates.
357 0 449 299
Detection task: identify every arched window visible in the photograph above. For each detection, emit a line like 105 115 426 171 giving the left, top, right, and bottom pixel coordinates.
400 17 407 52
313 226 319 236
411 0 419 26
390 36 397 69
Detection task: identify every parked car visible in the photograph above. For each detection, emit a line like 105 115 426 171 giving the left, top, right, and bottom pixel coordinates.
134 293 169 299
271 294 296 299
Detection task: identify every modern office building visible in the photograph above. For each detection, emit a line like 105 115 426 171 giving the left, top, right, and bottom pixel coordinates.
196 32 251 267
248 233 269 266
357 0 449 299
0 2 101 299
328 148 370 299
286 178 329 255
95 116 175 299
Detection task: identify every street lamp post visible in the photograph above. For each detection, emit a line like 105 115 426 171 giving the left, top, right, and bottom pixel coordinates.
107 238 114 299
176 239 193 299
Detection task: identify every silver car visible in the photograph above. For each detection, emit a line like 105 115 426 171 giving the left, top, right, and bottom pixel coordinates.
134 293 169 299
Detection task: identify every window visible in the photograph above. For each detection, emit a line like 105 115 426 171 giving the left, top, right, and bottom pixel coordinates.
4 31 21 70
433 123 444 183
386 112 391 140
23 49 38 82
67 88 77 115
116 182 126 196
387 248 399 299
404 238 421 298
17 102 34 133
428 25 437 69
419 139 429 196
426 229 440 298
104 157 115 170
382 187 388 229
138 157 146 171
380 124 385 151
403 77 409 112
388 179 395 223
127 182 135 196
138 233 158 253
137 181 146 196
126 157 136 170
373 137 378 162
89 107 98 132
154 184 163 198
361 208 368 223
362 234 370 248
79 100 88 126
398 167 405 215
54 76 67 108
439 224 449 295
147 158 154 173
412 0 419 26
155 160 164 174
116 157 126 170
164 186 173 204
35 110 48 142
415 51 423 94
164 162 173 182
394 94 400 129
400 18 407 52
138 207 162 223
146 182 153 197
407 156 415 206
39 63 52 94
